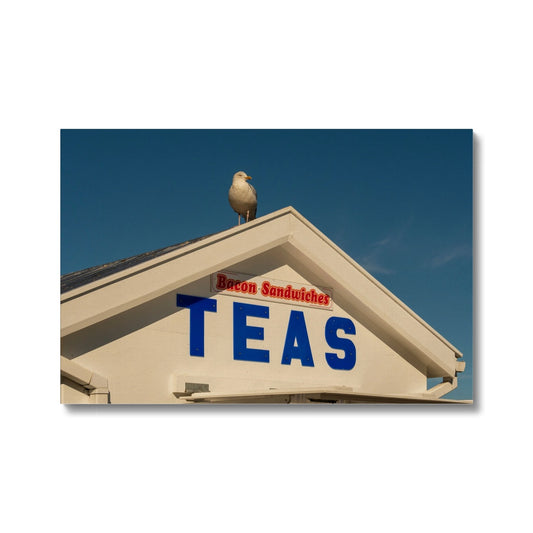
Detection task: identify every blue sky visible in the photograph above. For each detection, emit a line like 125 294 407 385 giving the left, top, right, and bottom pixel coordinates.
61 129 472 400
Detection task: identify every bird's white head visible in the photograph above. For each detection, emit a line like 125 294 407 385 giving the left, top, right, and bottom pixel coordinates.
233 170 252 182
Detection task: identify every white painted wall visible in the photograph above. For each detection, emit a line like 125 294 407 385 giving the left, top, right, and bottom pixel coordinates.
62 257 426 404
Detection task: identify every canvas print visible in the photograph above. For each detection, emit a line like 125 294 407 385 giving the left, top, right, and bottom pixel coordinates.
60 129 473 404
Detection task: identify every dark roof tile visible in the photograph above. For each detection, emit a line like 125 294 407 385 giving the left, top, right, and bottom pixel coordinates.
61 232 217 293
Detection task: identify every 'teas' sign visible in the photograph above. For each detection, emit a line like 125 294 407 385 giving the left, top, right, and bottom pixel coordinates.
176 294 356 371
211 270 333 310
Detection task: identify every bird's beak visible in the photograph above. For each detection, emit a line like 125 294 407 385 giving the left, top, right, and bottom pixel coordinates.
246 175 252 180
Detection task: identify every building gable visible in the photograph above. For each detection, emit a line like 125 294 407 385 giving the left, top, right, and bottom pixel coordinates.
61 207 465 403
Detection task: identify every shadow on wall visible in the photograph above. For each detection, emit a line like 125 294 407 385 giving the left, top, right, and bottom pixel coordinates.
61 291 189 359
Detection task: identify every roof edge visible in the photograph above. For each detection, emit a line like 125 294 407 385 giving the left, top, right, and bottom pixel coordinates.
285 207 463 358
60 207 297 301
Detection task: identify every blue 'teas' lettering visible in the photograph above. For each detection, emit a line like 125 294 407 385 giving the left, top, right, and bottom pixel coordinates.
233 302 270 363
281 310 314 367
325 316 356 370
177 294 217 357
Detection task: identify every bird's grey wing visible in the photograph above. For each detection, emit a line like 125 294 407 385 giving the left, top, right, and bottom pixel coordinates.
248 183 257 219
248 182 257 199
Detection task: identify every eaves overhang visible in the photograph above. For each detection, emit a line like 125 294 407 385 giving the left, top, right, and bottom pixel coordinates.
61 208 294 335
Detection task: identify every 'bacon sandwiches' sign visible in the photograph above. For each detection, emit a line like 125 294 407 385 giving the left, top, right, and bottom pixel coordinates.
210 270 333 310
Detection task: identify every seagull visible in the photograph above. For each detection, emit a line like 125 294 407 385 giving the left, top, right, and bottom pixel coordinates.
228 170 257 225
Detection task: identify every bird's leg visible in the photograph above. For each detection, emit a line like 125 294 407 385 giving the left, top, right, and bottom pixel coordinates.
246 210 249 223
237 214 241 226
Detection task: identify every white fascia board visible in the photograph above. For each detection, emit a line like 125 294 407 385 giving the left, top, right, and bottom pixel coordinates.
289 208 462 357
61 208 294 336
60 356 108 390
61 207 296 302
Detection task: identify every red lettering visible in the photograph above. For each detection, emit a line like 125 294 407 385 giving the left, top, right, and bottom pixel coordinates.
216 273 227 290
223 275 329 306
261 281 270 296
248 282 258 294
